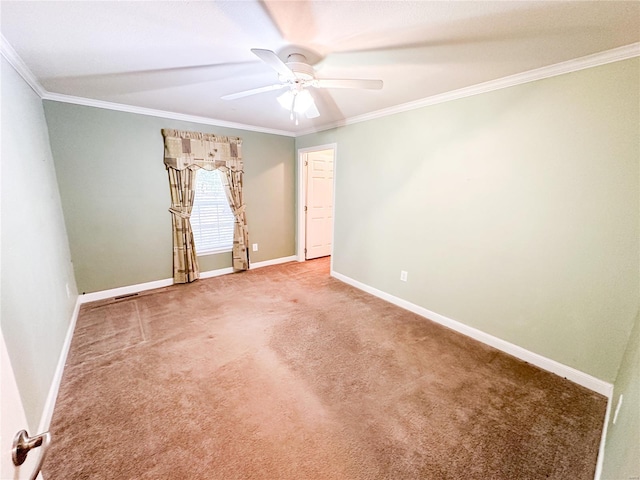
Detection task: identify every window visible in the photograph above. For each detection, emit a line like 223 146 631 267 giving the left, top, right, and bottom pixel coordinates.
191 169 235 255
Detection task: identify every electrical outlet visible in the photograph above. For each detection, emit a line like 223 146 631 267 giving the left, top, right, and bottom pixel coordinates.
252 243 258 252
65 282 71 299
400 270 408 282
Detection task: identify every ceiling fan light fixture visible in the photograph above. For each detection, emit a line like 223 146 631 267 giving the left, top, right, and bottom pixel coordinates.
293 89 314 113
277 89 315 115
277 90 294 110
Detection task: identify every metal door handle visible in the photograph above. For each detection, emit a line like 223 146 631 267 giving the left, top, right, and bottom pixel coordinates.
12 430 51 480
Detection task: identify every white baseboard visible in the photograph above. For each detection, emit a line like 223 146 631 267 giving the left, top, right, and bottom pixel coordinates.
38 296 81 433
197 255 297 278
251 255 297 269
200 267 234 279
331 270 614 398
78 278 174 304
78 255 298 304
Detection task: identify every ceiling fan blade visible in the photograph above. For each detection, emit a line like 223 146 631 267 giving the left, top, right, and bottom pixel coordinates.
314 78 383 90
221 84 287 101
42 62 263 96
251 48 296 81
305 101 320 119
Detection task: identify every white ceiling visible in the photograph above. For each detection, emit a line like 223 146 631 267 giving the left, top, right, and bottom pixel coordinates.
2 1 639 135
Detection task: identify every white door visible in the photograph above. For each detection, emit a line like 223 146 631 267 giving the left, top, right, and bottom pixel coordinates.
305 149 334 259
1 329 46 480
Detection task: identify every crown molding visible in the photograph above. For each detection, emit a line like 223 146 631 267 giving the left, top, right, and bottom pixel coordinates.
297 42 640 136
41 92 296 137
0 34 47 97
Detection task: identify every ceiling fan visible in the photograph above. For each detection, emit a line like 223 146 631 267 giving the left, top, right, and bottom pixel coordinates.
222 49 383 124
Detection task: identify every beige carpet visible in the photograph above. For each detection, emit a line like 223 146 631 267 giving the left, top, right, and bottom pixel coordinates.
43 258 606 479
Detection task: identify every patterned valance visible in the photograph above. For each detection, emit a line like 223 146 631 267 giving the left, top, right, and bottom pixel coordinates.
162 129 243 172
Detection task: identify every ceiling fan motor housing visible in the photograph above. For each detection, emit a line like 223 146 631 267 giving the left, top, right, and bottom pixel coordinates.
284 53 315 81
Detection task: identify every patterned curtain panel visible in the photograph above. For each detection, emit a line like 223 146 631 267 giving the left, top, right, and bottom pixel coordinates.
162 129 249 282
221 169 250 271
167 167 199 283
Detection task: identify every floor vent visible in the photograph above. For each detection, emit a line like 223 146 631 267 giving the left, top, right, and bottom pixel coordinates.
114 293 139 300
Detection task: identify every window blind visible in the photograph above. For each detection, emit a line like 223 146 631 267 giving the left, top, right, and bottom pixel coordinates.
191 169 235 255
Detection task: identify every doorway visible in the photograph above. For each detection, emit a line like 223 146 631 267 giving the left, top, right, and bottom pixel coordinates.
297 144 337 262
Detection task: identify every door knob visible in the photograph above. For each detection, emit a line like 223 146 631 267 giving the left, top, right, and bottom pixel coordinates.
12 429 51 480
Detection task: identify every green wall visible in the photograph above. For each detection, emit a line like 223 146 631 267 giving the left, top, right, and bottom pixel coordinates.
43 102 296 293
1 58 78 429
602 310 640 479
298 58 639 384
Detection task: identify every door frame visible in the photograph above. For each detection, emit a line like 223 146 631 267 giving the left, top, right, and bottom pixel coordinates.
296 143 337 264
